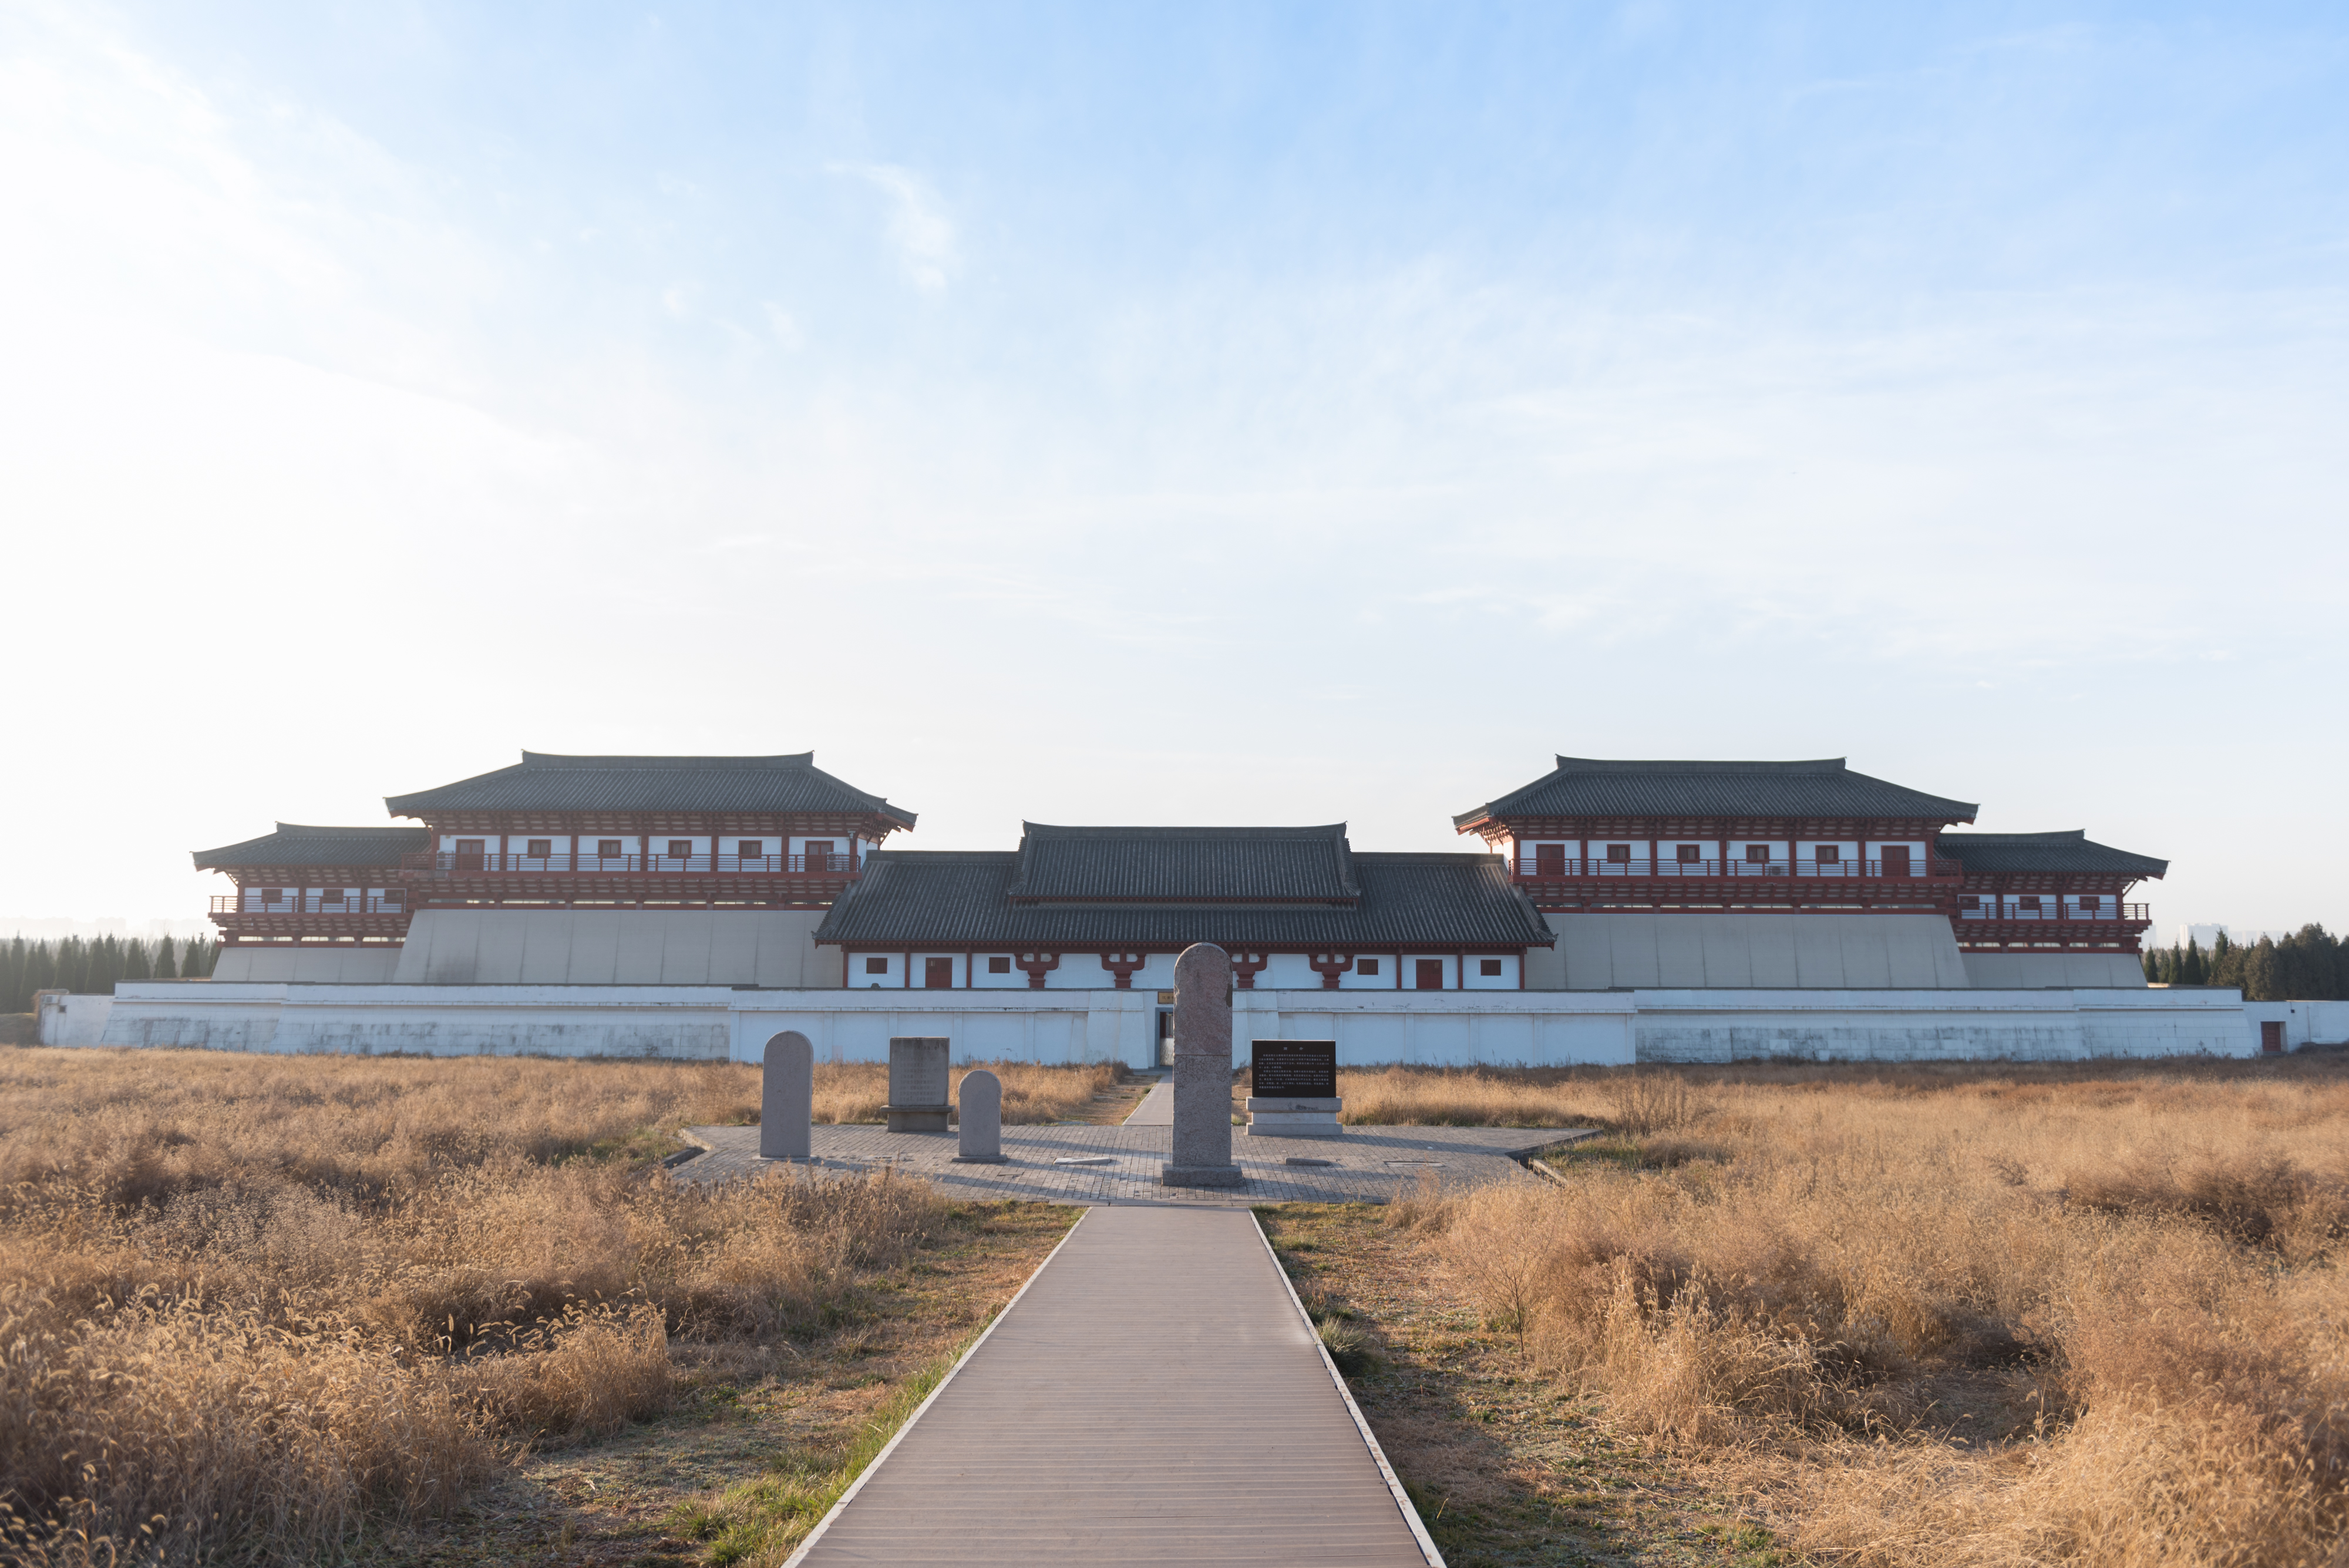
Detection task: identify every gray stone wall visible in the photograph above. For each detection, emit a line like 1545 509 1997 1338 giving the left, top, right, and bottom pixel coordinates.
1525 912 1971 990
391 908 839 987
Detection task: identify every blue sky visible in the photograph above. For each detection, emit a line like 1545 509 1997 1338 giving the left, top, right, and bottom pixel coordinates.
3 1 2344 935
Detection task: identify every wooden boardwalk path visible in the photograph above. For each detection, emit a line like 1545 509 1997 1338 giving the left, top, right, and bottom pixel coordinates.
789 1206 1441 1566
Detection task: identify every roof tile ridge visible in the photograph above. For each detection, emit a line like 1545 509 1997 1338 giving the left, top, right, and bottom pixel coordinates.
1548 756 1849 773
1019 822 1350 837
516 751 817 769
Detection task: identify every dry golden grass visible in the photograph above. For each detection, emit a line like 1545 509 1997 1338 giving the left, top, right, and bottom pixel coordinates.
1413 1058 2349 1567
0 1049 966 1565
809 1060 1123 1125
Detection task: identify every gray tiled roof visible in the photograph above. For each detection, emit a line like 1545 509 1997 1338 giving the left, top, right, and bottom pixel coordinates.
1937 832 2167 878
193 823 431 870
1007 824 1359 902
385 752 914 825
1456 756 1978 826
815 851 1553 949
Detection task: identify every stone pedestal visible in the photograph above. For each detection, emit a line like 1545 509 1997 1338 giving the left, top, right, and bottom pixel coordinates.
952 1068 1005 1163
1162 944 1246 1188
759 1031 813 1160
1244 1096 1343 1138
885 1036 952 1133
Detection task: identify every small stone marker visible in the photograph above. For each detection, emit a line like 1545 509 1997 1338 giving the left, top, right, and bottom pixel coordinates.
952 1068 1005 1163
759 1031 813 1160
1246 1039 1342 1138
1161 943 1245 1187
885 1037 953 1132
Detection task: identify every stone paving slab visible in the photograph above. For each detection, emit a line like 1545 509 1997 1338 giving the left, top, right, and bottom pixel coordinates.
788 1206 1438 1566
1122 1081 1174 1126
677 1121 1590 1206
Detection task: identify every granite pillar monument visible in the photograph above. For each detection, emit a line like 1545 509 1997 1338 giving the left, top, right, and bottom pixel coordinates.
1160 943 1245 1187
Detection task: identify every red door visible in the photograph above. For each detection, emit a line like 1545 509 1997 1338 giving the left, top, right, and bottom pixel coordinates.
1415 958 1446 990
804 839 836 873
2261 1021 2285 1055
1534 843 1566 877
1880 846 1911 878
453 839 486 871
924 957 955 989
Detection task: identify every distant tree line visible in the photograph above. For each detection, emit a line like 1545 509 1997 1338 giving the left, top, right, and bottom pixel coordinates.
2142 925 2349 1000
2 935 218 1012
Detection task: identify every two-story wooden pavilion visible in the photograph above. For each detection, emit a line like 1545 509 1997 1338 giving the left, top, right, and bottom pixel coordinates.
384 752 916 912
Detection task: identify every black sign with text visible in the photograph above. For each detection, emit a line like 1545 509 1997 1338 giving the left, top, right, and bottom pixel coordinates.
1251 1039 1337 1098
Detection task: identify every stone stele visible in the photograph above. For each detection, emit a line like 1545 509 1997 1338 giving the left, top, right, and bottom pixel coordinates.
759 1030 813 1161
886 1036 953 1133
1160 943 1245 1187
952 1068 1005 1163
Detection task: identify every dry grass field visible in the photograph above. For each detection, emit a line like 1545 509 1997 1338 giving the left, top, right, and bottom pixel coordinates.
807 1059 1130 1125
0 1049 1085 1566
1293 1056 2349 1567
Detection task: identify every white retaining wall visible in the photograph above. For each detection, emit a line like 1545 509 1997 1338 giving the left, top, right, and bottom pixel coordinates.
36 992 115 1045
2243 999 2349 1051
85 981 2253 1066
1633 987 2250 1064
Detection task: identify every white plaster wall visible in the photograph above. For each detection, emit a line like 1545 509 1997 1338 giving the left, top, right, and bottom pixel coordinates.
1462 955 1520 990
1636 988 2250 1063
1960 952 2148 990
2243 1000 2349 1051
392 909 839 987
1260 953 1323 990
86 981 2249 1069
968 955 1027 988
213 947 406 983
848 953 903 987
37 993 115 1045
1338 955 1401 990
1537 913 1968 990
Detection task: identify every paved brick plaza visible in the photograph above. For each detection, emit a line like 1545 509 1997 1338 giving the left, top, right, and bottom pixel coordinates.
675 1121 1589 1207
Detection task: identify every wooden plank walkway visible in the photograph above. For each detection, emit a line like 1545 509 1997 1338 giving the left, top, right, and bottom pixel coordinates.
789 1206 1441 1566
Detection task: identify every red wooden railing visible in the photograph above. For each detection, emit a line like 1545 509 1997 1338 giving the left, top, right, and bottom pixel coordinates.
399 852 857 875
1513 856 1962 880
213 893 408 914
1956 902 2149 922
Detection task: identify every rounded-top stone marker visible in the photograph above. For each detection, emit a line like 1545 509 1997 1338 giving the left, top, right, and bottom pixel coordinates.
953 1068 1005 1163
760 1030 813 1161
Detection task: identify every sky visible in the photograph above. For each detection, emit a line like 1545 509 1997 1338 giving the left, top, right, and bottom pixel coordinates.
3 1 2345 938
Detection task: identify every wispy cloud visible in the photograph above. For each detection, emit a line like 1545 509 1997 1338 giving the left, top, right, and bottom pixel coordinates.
829 161 958 292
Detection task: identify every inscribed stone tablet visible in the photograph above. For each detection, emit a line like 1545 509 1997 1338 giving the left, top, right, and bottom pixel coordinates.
1251 1039 1337 1099
888 1037 951 1108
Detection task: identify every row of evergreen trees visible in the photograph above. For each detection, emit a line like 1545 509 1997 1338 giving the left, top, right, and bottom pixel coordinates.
2142 925 2349 1000
2 935 219 1014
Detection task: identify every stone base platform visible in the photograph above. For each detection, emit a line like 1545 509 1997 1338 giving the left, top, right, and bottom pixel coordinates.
675 1122 1594 1208
1160 1161 1248 1188
1247 1096 1343 1137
